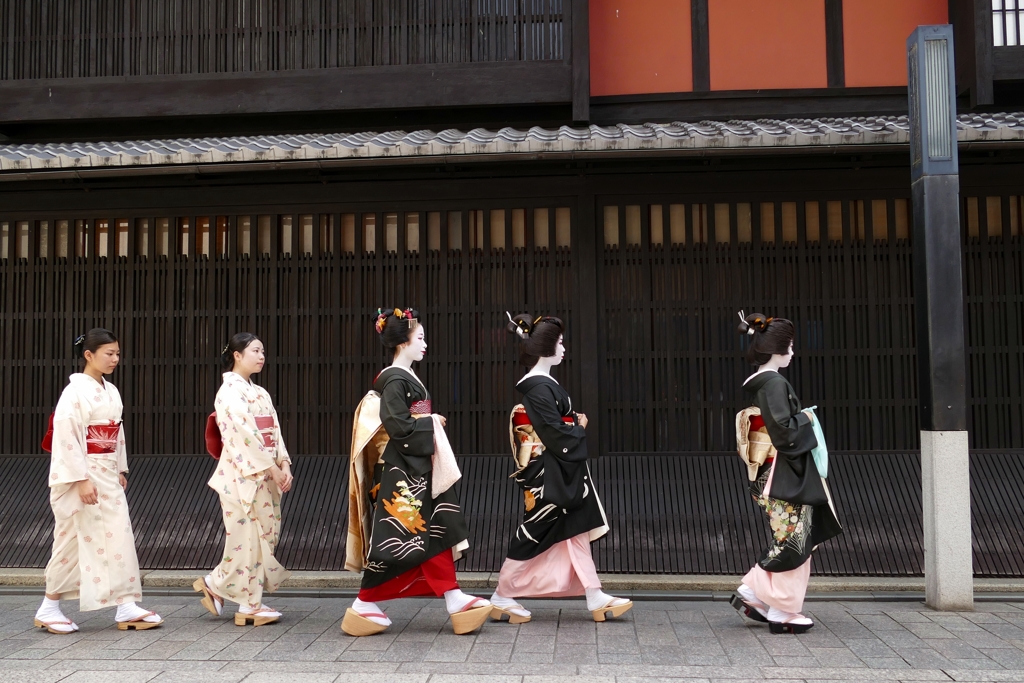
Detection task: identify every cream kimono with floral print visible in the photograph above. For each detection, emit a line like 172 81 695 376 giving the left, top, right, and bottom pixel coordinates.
45 373 143 611
207 372 291 609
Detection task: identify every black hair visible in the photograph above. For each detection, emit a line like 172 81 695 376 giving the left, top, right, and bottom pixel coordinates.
375 308 421 351
221 332 261 371
737 312 795 366
506 313 564 369
73 328 118 362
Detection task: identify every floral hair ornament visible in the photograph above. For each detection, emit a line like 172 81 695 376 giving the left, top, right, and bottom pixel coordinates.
737 311 756 336
374 308 389 335
507 311 529 340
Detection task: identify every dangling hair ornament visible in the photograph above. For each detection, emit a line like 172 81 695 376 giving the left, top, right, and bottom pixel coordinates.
506 311 530 340
374 308 389 335
737 311 755 336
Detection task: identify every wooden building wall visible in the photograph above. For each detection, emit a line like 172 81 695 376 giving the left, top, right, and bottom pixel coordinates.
1 159 1022 458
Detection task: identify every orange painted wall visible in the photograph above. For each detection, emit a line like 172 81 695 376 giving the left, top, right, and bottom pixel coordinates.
708 0 827 91
843 0 948 87
589 0 692 96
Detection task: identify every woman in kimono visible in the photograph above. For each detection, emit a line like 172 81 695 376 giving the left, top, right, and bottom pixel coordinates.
34 328 163 634
343 308 490 637
193 333 293 627
489 314 631 624
732 313 841 634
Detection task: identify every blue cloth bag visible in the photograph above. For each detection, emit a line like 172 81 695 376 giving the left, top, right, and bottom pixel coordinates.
805 406 828 479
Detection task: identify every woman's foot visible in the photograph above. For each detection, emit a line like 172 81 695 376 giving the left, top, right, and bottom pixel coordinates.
767 606 814 634
34 598 78 634
586 588 633 622
445 590 492 635
730 583 769 623
115 602 163 630
234 604 282 627
489 592 531 624
341 598 390 636
192 576 224 617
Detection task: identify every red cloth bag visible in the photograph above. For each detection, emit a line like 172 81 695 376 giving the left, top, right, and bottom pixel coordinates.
41 413 55 453
205 412 222 459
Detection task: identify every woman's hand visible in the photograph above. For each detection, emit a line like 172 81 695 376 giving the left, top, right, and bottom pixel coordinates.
577 412 588 429
77 479 99 505
433 414 447 427
119 473 128 491
279 462 294 493
803 409 815 423
269 464 293 493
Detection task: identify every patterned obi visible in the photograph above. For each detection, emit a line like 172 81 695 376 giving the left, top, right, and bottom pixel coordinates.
510 405 574 469
254 415 277 448
86 421 121 454
747 414 773 462
410 399 432 417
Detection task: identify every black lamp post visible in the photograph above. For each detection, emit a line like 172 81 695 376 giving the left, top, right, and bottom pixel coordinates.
907 24 972 611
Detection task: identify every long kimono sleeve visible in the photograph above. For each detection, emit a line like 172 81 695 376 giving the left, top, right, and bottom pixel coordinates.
760 377 816 456
272 408 290 466
216 388 278 477
49 385 90 487
108 384 129 474
379 379 434 458
523 384 587 463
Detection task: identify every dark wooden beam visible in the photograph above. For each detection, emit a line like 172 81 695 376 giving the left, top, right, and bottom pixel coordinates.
949 0 994 107
571 0 591 122
0 62 573 124
825 0 846 88
993 46 1024 80
591 87 910 124
691 0 711 92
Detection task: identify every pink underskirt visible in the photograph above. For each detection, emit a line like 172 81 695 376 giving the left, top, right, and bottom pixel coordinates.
743 557 812 614
496 533 602 598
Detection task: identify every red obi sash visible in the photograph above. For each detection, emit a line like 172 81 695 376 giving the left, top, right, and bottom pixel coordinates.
204 413 276 460
511 410 575 428
86 422 121 454
410 399 432 415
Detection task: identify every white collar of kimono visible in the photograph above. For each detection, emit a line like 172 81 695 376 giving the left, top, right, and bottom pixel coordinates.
222 371 259 389
390 365 426 392
743 368 780 386
518 369 559 385
69 372 106 390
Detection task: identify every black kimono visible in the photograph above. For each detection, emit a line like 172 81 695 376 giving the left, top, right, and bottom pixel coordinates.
506 374 608 561
360 367 470 589
744 371 842 572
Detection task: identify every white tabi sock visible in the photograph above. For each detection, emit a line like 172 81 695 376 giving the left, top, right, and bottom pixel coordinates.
444 589 489 615
490 592 531 618
35 597 77 632
115 601 162 624
351 598 391 627
585 587 628 612
767 606 813 626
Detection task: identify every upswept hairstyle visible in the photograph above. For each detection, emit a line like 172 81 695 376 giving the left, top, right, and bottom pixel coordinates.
73 328 118 362
221 332 261 371
374 308 420 350
506 312 564 369
737 311 795 366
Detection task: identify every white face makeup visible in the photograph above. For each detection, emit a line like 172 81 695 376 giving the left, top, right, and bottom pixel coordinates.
549 334 565 366
84 342 120 376
397 324 427 363
773 341 794 369
233 339 266 376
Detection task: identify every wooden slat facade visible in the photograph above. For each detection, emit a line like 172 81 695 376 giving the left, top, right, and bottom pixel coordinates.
1 158 1023 575
0 451 1022 576
0 0 566 79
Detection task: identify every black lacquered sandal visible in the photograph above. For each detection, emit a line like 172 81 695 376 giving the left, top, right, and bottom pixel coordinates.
729 593 769 623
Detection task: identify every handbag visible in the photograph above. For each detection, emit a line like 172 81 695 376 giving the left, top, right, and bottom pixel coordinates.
805 406 828 478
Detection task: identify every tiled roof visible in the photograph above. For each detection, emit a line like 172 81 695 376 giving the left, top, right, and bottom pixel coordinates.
1 114 1023 174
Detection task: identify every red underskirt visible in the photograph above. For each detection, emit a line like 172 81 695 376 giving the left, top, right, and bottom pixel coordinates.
357 551 458 601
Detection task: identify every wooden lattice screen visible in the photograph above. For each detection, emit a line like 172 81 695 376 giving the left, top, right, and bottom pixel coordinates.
0 0 566 80
1 187 1022 456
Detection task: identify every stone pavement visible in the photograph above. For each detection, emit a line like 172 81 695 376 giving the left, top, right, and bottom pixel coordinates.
3 594 1024 683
